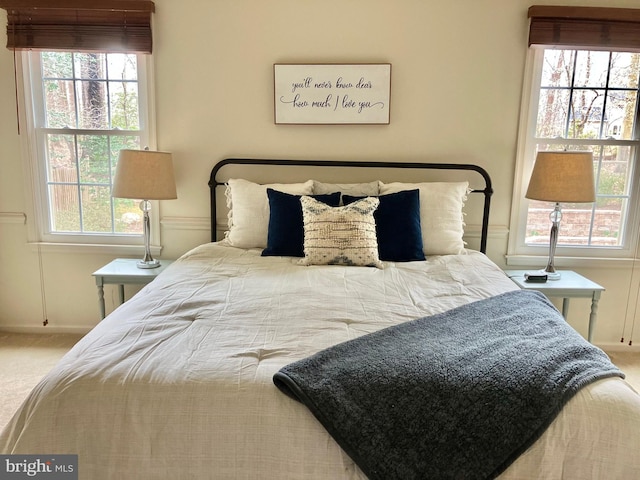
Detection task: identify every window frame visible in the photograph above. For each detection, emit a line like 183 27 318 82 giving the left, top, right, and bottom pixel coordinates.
18 49 160 252
507 46 640 266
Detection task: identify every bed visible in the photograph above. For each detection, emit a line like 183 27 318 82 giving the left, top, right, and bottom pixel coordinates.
2 158 640 479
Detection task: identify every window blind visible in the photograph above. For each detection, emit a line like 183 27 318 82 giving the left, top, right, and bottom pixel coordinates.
528 5 640 51
0 0 155 53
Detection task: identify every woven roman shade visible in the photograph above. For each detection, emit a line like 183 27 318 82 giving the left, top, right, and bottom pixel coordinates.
0 0 155 53
528 5 640 51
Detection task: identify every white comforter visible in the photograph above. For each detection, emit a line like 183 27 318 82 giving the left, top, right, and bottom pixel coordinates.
2 243 640 479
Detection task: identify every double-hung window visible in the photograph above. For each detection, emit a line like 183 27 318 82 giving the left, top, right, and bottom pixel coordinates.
508 6 640 264
1 1 156 248
24 51 152 244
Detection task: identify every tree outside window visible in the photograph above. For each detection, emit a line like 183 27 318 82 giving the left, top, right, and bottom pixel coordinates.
526 49 640 248
39 51 145 235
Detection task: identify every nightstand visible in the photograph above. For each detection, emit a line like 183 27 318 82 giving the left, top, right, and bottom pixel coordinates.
504 270 604 342
92 258 174 319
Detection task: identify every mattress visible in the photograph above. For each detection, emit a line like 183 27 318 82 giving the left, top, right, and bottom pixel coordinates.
2 242 640 479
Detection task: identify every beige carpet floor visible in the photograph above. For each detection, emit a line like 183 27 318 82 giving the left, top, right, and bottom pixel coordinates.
0 333 85 433
0 333 639 434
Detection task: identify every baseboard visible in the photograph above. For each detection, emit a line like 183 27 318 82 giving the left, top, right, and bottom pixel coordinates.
598 342 640 353
0 325 92 335
1 327 638 352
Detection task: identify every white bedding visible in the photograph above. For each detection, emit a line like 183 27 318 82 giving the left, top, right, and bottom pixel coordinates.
2 242 640 479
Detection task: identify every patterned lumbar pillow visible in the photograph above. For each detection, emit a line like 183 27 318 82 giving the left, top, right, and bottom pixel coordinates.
299 196 383 268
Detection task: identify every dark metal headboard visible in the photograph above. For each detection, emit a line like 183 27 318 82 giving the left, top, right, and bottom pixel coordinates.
208 158 493 254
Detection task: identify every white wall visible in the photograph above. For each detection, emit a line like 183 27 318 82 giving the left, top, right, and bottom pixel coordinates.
1 0 639 347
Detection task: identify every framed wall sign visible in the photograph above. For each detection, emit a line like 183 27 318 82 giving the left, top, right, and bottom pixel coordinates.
274 63 391 125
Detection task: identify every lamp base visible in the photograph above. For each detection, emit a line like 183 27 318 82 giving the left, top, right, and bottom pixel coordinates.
545 270 561 281
137 259 161 269
137 200 160 269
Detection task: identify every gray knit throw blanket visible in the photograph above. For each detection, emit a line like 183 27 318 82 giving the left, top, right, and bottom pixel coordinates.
274 290 624 480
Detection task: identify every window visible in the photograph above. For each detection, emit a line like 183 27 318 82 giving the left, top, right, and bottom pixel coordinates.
0 0 156 247
509 7 640 262
526 49 639 249
28 51 150 242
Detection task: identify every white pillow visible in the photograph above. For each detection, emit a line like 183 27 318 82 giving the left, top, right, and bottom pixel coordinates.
378 181 469 255
312 180 379 196
299 196 383 268
225 178 314 248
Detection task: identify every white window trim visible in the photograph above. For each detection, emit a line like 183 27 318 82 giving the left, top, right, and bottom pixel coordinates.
16 50 163 254
507 47 640 267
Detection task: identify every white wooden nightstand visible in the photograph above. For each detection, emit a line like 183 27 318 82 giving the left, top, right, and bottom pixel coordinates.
504 270 604 342
92 258 174 319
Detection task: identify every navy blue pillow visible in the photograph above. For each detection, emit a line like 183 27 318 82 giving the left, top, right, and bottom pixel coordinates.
343 189 425 262
262 189 341 257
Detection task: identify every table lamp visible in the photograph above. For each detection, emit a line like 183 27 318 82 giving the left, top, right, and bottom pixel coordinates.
112 149 177 268
525 150 595 280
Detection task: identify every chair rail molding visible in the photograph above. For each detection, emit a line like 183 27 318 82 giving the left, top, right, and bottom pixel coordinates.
161 216 211 231
0 212 27 224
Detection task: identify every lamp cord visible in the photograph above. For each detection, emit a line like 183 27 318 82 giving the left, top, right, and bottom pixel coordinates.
629 268 637 345
621 214 640 346
13 47 20 135
37 243 49 326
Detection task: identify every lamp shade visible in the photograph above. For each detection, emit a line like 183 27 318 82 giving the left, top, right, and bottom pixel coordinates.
112 149 177 200
525 151 595 203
